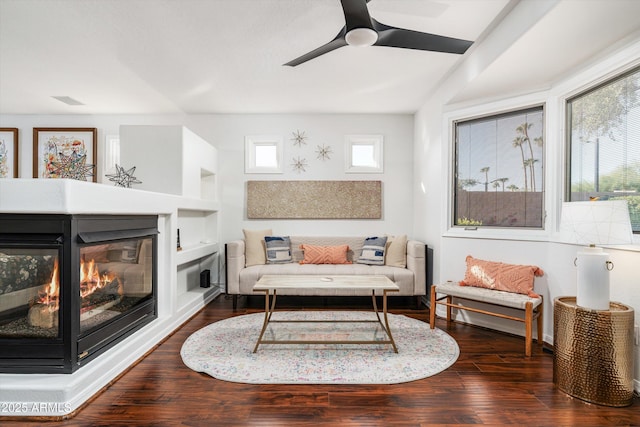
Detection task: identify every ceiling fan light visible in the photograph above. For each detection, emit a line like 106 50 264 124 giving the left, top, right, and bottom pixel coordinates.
345 28 378 47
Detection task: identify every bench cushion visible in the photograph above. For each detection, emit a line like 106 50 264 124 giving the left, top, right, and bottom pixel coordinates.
434 281 541 310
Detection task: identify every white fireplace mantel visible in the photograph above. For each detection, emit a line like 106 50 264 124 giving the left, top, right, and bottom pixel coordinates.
0 178 214 214
0 179 220 417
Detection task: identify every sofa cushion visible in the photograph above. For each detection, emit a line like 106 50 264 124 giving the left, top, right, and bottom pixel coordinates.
357 236 387 265
265 236 292 264
243 229 272 267
385 234 407 267
299 244 351 264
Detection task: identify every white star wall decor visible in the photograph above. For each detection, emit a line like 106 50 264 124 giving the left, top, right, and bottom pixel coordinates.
291 130 307 147
316 144 332 161
291 156 308 173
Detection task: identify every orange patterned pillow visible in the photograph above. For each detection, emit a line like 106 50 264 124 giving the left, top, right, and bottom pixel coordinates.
299 244 351 265
460 255 543 298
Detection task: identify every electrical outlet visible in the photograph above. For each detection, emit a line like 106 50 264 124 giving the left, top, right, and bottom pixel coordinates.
635 324 639 346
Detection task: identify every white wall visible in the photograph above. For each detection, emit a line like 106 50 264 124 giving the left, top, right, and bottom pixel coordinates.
185 114 414 245
413 2 640 387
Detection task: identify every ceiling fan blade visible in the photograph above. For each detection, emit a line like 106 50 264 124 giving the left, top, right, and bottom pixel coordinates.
340 0 375 32
373 20 472 54
283 30 348 67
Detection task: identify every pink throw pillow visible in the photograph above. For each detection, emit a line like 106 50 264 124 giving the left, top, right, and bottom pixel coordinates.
299 244 351 265
460 255 543 298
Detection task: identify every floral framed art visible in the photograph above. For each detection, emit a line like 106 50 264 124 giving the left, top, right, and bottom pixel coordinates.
33 127 97 182
0 128 19 178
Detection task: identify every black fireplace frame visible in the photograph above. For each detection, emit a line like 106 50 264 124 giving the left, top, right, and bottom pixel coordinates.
0 214 158 374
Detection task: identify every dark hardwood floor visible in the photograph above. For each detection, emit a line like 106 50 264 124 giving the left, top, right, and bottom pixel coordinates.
4 294 640 426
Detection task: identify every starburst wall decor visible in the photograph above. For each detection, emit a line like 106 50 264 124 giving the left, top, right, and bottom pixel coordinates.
50 152 94 181
291 156 308 173
291 130 307 147
106 164 142 188
316 144 332 161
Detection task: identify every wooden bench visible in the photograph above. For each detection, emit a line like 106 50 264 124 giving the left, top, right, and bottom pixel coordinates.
430 281 543 356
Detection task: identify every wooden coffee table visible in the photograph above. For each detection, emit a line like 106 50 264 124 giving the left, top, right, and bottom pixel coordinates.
252 275 399 353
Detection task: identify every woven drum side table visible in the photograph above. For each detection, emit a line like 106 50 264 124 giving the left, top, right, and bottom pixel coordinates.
553 296 634 407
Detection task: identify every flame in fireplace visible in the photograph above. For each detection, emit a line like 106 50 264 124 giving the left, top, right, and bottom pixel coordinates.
80 258 122 298
35 257 122 311
37 259 60 312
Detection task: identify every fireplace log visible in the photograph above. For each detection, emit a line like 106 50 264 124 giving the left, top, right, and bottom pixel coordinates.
28 304 59 329
81 278 121 309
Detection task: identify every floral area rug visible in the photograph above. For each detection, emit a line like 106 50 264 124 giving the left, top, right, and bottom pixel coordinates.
180 311 459 384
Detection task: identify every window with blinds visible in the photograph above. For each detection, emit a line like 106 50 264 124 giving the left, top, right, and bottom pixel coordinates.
453 106 545 229
567 66 640 232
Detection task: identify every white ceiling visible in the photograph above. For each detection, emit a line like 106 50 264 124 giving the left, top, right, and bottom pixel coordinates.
1 0 639 115
450 0 640 105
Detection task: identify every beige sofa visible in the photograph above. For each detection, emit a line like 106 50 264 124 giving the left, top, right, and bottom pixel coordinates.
225 235 426 309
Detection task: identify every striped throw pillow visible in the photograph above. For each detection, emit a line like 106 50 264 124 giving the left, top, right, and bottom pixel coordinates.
357 236 388 265
264 236 292 264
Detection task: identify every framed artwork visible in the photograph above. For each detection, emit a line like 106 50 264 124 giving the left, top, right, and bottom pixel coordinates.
0 128 18 178
33 127 97 182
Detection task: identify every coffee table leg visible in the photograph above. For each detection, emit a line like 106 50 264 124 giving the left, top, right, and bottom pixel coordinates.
371 290 382 323
383 290 398 353
253 289 277 353
371 290 398 353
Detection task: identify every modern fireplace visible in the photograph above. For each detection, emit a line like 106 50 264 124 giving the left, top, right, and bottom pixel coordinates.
0 214 158 373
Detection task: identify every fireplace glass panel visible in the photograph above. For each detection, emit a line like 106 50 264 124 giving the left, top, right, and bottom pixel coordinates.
79 237 153 334
0 247 60 338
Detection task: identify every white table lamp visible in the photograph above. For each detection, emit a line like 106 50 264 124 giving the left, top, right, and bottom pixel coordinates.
559 200 633 310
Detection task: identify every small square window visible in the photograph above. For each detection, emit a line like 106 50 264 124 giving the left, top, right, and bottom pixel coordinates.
245 135 283 174
345 135 383 173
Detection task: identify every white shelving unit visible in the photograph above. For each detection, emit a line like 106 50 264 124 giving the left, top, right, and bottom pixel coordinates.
119 125 220 314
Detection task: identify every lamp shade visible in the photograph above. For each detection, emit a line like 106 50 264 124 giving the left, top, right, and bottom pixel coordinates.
559 200 633 246
559 200 633 310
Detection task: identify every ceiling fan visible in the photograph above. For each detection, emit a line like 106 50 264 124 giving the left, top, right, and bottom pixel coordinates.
284 0 473 67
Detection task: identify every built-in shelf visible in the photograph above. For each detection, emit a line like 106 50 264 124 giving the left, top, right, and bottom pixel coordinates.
177 198 220 212
177 285 218 313
176 242 219 266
